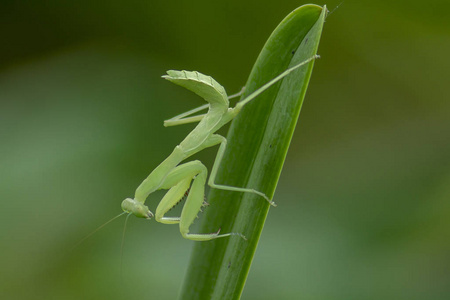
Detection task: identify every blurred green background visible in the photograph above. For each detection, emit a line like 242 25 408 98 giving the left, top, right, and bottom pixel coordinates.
1 1 449 299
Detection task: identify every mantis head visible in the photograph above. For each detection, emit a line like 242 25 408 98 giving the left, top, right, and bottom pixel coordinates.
121 198 154 219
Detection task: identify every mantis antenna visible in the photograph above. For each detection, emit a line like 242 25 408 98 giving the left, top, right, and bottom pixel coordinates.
121 55 320 241
72 211 127 251
120 213 132 280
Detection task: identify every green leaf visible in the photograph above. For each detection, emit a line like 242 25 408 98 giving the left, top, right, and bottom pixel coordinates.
179 4 327 300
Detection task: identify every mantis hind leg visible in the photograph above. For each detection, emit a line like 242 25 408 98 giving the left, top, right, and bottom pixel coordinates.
206 134 277 207
163 88 245 127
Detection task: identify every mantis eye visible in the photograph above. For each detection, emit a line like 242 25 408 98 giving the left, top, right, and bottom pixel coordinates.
121 198 154 219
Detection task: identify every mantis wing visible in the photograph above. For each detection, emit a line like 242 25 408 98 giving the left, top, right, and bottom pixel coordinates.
163 70 229 106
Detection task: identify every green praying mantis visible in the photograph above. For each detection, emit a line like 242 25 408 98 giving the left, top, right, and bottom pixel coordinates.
121 54 319 241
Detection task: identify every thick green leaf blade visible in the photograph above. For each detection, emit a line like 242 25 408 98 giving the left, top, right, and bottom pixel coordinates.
179 5 327 300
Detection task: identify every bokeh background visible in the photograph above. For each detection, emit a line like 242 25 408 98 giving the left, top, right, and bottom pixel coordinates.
1 1 449 299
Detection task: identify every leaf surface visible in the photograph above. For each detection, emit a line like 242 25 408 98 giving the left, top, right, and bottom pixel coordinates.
179 5 327 300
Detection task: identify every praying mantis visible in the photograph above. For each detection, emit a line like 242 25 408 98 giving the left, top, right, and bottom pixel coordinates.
121 55 319 241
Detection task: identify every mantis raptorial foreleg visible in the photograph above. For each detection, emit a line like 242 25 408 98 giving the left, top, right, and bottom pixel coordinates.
155 160 240 240
179 163 244 241
121 55 320 241
155 161 206 224
155 178 191 224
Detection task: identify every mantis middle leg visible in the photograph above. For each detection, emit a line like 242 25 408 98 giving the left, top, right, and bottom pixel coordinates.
205 134 276 206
